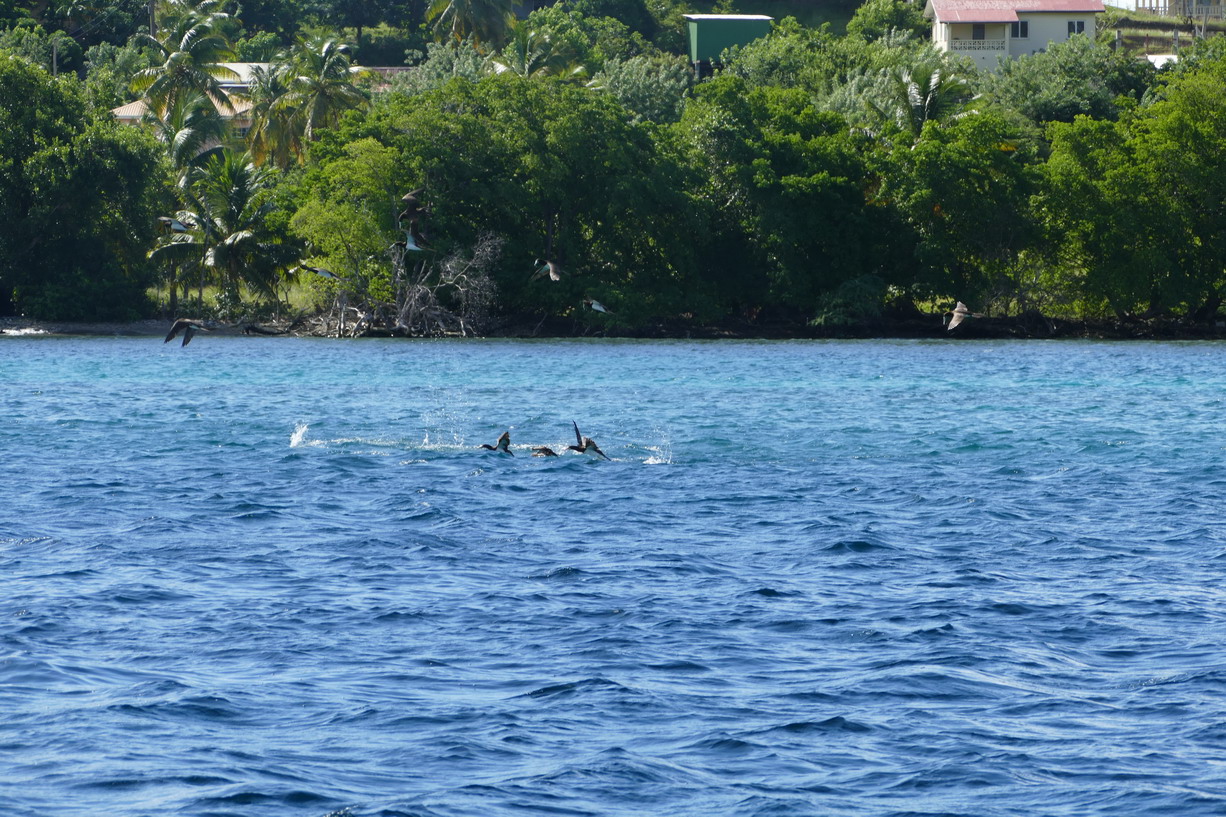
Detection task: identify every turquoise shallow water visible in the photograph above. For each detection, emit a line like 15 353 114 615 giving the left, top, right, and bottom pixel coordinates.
2 336 1225 817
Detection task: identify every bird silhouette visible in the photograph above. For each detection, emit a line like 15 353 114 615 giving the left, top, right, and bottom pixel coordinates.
945 301 983 332
531 259 562 282
479 431 513 455
565 421 610 460
297 265 339 279
164 318 210 347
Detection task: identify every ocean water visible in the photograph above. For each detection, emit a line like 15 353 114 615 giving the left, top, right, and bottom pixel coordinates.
2 336 1225 817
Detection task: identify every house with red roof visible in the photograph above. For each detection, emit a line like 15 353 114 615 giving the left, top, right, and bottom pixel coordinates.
923 0 1106 70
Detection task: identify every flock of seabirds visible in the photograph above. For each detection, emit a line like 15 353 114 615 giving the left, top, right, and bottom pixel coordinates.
162 189 611 346
479 422 610 459
159 187 984 346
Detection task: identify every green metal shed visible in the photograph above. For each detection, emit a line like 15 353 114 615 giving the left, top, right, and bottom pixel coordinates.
684 14 774 64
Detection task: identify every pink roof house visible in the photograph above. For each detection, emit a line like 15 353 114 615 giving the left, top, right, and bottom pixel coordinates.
923 0 1106 70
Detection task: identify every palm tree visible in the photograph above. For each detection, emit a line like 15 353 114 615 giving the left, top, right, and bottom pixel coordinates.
427 0 513 49
194 149 291 302
132 0 237 115
865 63 975 143
151 149 293 310
279 36 369 146
491 23 586 79
144 91 229 313
243 61 299 169
144 90 228 191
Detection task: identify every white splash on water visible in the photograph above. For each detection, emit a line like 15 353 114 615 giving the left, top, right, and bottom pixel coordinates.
290 423 310 447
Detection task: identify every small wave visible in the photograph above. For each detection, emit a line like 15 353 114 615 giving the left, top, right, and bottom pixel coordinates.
767 716 873 734
822 539 893 553
0 327 48 336
522 677 630 699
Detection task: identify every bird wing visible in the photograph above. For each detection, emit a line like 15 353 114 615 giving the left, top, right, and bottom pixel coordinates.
402 188 424 202
589 300 609 314
586 438 610 460
164 321 183 343
181 325 196 346
572 421 583 447
947 311 965 331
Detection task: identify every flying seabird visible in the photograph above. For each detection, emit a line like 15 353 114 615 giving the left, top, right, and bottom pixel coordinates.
157 216 189 233
398 189 431 228
532 446 558 457
531 259 562 282
479 431 513 455
945 301 983 332
164 318 210 346
584 298 611 314
297 265 338 279
565 421 610 460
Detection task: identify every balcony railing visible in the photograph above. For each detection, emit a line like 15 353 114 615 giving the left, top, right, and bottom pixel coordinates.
950 38 1007 51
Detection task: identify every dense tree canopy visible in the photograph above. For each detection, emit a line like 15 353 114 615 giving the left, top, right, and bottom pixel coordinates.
6 0 1226 331
0 53 164 319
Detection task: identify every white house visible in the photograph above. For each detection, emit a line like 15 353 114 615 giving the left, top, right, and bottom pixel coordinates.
924 0 1107 70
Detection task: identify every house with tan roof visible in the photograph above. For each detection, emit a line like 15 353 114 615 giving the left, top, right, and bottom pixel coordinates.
923 0 1107 70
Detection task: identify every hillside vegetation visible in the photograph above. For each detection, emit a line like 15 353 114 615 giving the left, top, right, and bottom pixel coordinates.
3 0 1226 336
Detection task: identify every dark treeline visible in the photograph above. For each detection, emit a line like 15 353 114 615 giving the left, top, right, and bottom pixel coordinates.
3 0 1226 335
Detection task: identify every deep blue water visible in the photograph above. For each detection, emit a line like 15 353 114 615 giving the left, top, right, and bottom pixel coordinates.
3 336 1226 817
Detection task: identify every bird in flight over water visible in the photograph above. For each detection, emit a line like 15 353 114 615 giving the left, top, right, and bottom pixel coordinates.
945 301 983 332
480 431 513 455
566 421 610 460
164 318 210 347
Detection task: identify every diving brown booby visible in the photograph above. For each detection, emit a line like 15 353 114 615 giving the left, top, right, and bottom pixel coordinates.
566 421 610 460
480 431 513 455
164 318 210 347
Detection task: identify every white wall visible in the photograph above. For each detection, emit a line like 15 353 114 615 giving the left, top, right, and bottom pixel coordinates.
932 14 1102 68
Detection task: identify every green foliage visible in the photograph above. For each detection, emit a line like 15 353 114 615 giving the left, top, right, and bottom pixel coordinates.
845 0 930 43
887 110 1039 303
152 148 299 311
1039 49 1226 318
82 40 154 110
517 4 653 71
427 0 513 48
0 53 165 319
394 38 487 96
589 52 690 123
983 35 1155 126
0 22 82 73
677 75 901 312
235 30 282 60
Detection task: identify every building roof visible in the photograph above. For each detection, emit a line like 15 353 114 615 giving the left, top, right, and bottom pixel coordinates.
683 13 773 20
111 99 150 119
110 97 253 120
925 0 1105 21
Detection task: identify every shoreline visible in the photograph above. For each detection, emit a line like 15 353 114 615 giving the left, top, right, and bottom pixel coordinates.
5 314 1226 341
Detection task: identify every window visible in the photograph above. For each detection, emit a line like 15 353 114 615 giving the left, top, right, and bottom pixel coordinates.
1010 20 1029 38
973 23 985 39
1068 20 1085 34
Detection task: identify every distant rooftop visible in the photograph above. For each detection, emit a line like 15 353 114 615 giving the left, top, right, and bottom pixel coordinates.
683 14 773 20
925 0 1105 21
